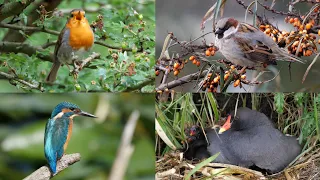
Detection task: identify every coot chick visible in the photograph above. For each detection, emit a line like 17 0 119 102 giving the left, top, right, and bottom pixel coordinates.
184 107 302 174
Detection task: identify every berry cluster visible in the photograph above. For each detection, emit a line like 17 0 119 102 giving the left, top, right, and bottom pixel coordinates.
201 65 247 92
259 13 319 58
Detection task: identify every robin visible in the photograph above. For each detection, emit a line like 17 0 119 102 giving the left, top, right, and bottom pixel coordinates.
46 9 94 83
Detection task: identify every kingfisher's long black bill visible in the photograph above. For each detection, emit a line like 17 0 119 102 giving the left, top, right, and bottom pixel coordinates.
79 111 97 118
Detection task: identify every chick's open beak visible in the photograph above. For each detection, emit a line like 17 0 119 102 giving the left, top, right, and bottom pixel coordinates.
218 115 231 134
79 111 97 118
75 11 82 20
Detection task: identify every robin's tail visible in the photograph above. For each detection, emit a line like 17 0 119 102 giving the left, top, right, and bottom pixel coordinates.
46 61 61 83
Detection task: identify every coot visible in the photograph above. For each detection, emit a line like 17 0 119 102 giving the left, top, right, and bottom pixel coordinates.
184 107 301 174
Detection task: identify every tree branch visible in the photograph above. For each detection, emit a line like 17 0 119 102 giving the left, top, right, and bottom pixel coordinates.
23 153 81 180
0 71 44 92
0 23 140 52
156 70 208 91
0 0 35 21
123 77 154 92
0 41 53 62
72 52 101 75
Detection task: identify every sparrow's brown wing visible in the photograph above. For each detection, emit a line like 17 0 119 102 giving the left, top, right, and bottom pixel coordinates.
234 24 277 65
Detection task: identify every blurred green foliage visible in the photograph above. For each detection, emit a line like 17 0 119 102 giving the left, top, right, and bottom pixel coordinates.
0 0 155 92
0 93 155 180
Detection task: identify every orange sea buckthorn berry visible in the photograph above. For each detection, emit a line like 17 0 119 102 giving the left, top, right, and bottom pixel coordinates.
224 74 230 81
294 17 299 22
210 50 215 56
318 39 320 44
305 23 312 30
230 65 235 70
196 61 201 67
234 79 240 87
192 59 197 64
318 30 320 36
305 50 312 56
189 56 195 61
289 18 294 24
173 62 180 69
174 70 179 76
155 70 160 76
205 50 211 56
241 74 246 80
264 28 271 34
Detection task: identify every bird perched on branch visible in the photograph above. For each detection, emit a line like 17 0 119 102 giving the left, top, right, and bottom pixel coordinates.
214 17 305 68
44 102 97 174
46 9 94 83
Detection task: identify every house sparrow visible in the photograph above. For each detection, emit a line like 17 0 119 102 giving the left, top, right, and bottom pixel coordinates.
214 17 305 68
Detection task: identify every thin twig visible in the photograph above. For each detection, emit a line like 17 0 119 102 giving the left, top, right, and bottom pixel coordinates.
23 153 81 180
109 111 140 180
72 52 101 75
156 70 209 91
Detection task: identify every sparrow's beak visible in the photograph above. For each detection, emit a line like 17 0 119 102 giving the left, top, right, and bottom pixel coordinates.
78 111 97 118
218 115 231 134
214 28 224 35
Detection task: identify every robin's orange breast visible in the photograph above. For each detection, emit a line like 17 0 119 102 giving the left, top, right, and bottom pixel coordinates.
67 24 94 51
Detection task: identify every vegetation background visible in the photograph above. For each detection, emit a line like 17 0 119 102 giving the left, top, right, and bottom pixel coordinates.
0 0 155 92
0 93 155 179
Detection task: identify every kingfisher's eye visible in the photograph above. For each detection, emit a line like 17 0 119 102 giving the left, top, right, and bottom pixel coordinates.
69 107 75 111
70 14 74 18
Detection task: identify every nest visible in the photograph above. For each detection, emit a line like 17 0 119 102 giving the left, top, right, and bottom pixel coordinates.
156 149 320 180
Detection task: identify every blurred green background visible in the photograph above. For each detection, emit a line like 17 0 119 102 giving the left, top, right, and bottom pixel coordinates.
0 93 155 180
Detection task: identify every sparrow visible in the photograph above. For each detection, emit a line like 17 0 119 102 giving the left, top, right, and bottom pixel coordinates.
214 17 305 68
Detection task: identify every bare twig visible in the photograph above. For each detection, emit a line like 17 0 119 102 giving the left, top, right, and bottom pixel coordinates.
156 70 209 91
23 153 81 180
72 52 101 75
0 71 44 92
109 111 140 180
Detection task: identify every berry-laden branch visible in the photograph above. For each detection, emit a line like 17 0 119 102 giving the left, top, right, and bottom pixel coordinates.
156 1 320 92
23 153 81 180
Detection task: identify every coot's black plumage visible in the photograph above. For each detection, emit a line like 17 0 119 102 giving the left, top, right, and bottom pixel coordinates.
184 107 301 173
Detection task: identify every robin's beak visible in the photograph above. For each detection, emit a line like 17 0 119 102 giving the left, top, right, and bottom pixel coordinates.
218 115 231 134
75 11 82 20
78 111 97 118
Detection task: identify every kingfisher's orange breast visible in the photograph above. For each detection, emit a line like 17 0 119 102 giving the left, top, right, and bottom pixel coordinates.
63 119 73 151
67 23 94 51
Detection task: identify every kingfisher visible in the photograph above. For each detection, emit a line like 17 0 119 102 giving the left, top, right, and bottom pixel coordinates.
44 102 97 174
